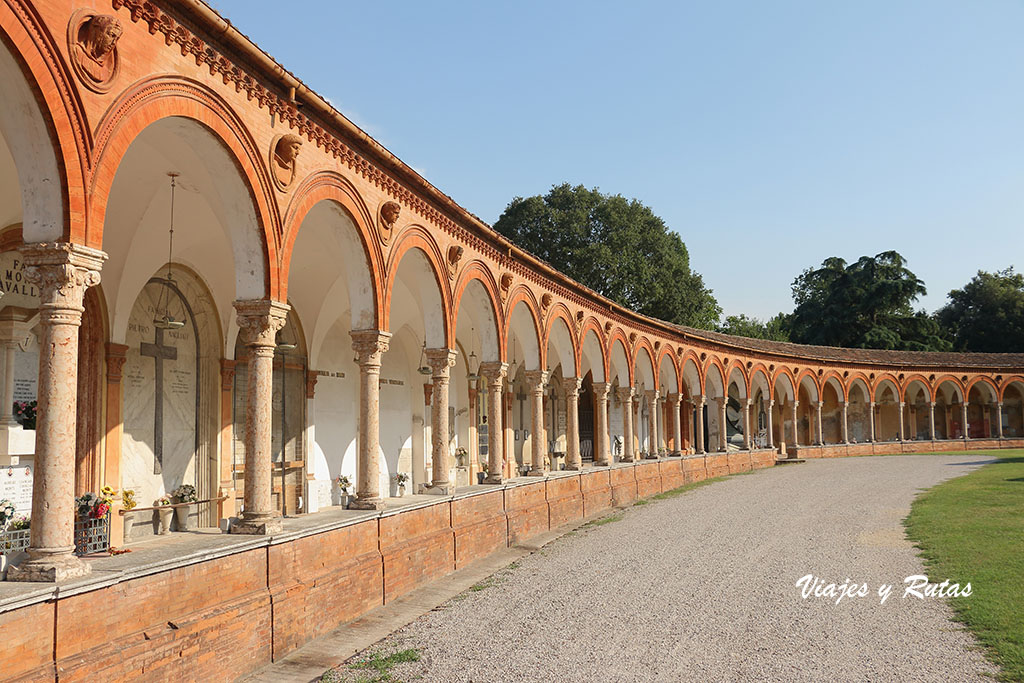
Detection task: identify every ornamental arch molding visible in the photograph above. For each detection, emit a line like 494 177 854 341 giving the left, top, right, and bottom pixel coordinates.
578 319 607 382
384 228 452 349
543 304 578 377
452 263 504 362
88 77 277 300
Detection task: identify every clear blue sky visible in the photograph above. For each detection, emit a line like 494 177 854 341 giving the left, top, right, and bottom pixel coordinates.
208 0 1024 321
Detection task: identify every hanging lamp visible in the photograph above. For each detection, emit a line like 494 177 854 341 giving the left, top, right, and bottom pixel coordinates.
153 172 185 330
417 341 431 375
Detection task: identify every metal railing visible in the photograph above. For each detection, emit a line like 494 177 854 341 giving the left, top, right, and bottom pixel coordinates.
1 513 110 557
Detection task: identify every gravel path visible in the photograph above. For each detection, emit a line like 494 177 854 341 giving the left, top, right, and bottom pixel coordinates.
338 455 998 682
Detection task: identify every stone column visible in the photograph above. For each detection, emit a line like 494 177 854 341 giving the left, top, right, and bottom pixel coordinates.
813 401 823 445
764 399 775 449
717 398 727 452
9 243 105 582
868 402 876 442
897 402 906 442
645 389 659 456
479 362 507 483
425 348 457 493
229 300 289 533
840 402 849 444
929 402 936 440
791 400 800 447
962 402 970 440
695 396 706 454
670 393 683 455
741 399 752 450
997 402 1004 439
526 370 549 475
346 330 391 509
0 313 25 426
617 386 635 462
593 382 611 465
565 377 583 470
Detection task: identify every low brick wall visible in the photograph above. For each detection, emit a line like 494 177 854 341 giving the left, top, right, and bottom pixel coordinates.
790 438 1024 459
7 442 1016 681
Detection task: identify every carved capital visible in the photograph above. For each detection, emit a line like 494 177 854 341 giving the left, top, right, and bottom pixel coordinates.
566 376 583 395
306 370 319 399
350 329 392 367
105 342 129 383
644 389 659 402
22 243 106 323
234 299 289 349
616 386 634 402
524 369 548 392
592 381 611 401
478 361 507 389
424 348 457 380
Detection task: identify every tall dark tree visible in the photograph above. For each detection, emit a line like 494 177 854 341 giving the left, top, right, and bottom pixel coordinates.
494 184 721 328
787 251 950 351
718 313 791 342
936 268 1024 352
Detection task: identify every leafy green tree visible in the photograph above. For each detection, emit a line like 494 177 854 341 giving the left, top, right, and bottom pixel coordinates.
936 268 1024 352
718 313 791 341
494 184 721 328
787 251 950 351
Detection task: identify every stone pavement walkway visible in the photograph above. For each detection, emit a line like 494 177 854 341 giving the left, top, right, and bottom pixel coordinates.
332 455 997 682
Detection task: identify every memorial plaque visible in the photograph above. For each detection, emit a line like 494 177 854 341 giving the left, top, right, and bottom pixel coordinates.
0 251 41 309
0 463 33 516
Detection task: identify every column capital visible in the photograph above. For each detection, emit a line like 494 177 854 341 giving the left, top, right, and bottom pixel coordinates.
235 299 289 348
930 401 936 408
350 329 392 367
616 385 634 401
696 394 707 407
478 361 508 384
793 400 800 409
899 402 906 409
424 347 457 378
220 358 237 391
763 398 775 408
668 392 682 407
592 381 611 400
23 242 106 317
565 376 583 394
306 371 318 399
105 342 130 384
644 388 659 401
524 369 549 390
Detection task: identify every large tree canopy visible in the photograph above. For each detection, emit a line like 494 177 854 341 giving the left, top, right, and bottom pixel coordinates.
936 268 1024 353
786 251 950 351
494 184 721 328
718 313 791 342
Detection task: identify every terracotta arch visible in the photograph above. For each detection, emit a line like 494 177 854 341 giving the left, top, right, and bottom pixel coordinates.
1000 376 1024 401
88 76 279 297
680 351 704 396
543 303 579 376
749 365 772 400
703 356 727 397
820 371 847 401
453 261 505 360
606 328 632 385
503 285 544 369
632 337 657 389
655 345 681 394
280 170 383 320
795 370 821 401
0 7 89 241
383 225 453 347
578 317 608 380
724 360 749 397
872 373 901 403
901 374 934 403
966 375 1000 402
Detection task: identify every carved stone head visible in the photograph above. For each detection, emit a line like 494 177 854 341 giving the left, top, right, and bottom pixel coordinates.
69 11 123 92
270 134 302 191
380 201 401 228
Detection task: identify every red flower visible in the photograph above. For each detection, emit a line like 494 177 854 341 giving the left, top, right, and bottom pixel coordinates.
92 503 109 519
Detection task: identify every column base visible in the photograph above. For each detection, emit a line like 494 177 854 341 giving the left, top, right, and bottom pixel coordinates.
347 496 385 510
563 464 580 471
483 474 504 484
593 459 610 467
526 468 547 477
230 513 283 535
7 553 91 583
419 483 454 496
670 451 682 457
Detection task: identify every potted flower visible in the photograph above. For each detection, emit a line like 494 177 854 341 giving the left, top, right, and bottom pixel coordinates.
0 498 14 530
121 489 137 541
454 446 468 468
395 472 410 497
336 475 352 507
13 400 36 430
477 461 488 485
154 495 173 534
171 484 198 531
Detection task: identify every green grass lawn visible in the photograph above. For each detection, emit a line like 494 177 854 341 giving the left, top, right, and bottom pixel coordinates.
904 451 1024 682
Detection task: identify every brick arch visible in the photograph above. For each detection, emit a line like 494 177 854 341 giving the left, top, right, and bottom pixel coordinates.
655 345 681 394
901 373 933 403
453 260 505 360
749 365 772 400
932 375 966 403
795 369 821 402
702 356 727 397
1000 375 1024 401
503 285 544 369
280 170 382 322
845 373 872 403
631 337 657 389
872 373 901 403
723 359 749 398
820 371 846 401
680 350 704 396
577 317 608 380
543 303 579 376
966 375 1000 402
0 5 89 241
606 327 632 385
383 225 453 347
87 76 280 297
